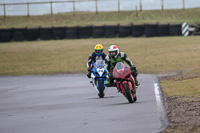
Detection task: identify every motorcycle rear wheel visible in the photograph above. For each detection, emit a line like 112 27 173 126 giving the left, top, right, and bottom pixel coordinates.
123 83 134 103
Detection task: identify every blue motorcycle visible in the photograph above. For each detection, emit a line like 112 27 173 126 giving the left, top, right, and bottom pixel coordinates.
90 59 107 98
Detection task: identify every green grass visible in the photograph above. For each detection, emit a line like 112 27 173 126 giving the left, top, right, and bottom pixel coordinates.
0 8 200 28
161 76 200 98
0 36 199 74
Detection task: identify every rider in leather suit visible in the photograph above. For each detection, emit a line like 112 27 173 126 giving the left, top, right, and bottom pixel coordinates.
104 45 140 87
87 44 107 78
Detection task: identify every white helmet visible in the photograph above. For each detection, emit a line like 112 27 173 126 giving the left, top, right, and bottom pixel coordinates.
108 45 119 59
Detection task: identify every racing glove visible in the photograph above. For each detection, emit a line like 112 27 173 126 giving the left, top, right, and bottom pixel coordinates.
87 67 92 72
130 66 138 77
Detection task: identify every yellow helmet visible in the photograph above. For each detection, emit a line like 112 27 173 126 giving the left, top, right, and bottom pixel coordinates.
94 44 104 55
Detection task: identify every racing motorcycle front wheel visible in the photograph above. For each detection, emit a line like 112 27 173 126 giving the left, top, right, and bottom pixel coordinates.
98 79 105 98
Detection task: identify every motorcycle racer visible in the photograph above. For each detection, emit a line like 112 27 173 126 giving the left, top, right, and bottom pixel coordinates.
87 44 107 78
105 45 140 87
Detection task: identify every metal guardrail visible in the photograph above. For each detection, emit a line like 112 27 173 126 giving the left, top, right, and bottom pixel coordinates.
0 0 92 17
0 0 187 18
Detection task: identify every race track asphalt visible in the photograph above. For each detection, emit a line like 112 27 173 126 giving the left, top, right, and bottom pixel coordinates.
0 74 168 133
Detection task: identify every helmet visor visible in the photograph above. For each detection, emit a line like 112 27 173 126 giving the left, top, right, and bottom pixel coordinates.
95 50 103 54
109 51 117 57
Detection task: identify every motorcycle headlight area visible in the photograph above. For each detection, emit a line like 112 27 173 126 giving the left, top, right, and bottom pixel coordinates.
117 68 124 74
95 69 104 76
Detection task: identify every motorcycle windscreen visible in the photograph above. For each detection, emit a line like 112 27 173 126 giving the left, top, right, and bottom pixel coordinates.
115 62 124 73
96 59 105 69
113 62 131 79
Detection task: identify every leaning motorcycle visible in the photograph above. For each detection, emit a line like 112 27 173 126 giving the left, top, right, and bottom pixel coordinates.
90 59 107 98
112 62 137 103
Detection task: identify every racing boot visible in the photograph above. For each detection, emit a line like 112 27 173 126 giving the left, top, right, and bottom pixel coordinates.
105 80 110 87
105 77 114 87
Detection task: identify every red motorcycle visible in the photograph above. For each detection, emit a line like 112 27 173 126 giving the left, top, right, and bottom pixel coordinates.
112 62 137 103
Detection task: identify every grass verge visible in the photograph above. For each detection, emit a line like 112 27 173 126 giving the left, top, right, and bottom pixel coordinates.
0 36 200 76
0 8 200 28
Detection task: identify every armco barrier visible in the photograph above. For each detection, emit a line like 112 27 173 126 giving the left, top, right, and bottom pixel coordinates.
145 24 158 37
92 26 105 38
169 24 182 36
78 26 92 39
40 27 53 40
53 27 66 40
105 25 118 38
66 27 78 39
118 25 132 38
132 25 144 37
26 28 40 41
158 24 170 36
13 28 26 41
0 29 13 42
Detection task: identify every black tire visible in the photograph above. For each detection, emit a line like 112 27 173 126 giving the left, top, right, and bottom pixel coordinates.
26 28 40 41
66 27 78 39
78 26 92 39
123 83 133 103
132 25 144 37
145 24 158 37
105 25 118 38
98 79 105 98
0 29 12 42
53 27 66 40
118 25 132 38
13 28 26 41
169 24 182 36
193 32 200 36
40 27 53 40
158 24 170 36
92 26 105 38
196 26 200 32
